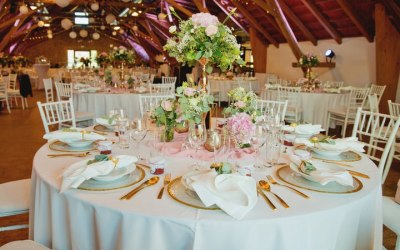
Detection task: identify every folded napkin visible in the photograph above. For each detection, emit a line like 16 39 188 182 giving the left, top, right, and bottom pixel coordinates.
295 136 365 153
323 88 341 94
135 86 147 93
289 154 353 186
283 124 322 135
60 155 138 192
43 129 105 142
96 117 116 128
185 170 257 219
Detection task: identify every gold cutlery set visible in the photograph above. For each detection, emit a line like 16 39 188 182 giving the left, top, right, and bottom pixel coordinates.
119 173 171 200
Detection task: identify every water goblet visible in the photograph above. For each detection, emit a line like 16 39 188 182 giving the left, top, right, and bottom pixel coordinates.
130 118 148 160
251 124 267 168
188 123 207 169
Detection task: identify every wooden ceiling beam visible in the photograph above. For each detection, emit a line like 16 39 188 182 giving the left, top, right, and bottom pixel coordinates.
269 0 303 59
26 0 158 8
212 0 248 35
164 0 193 17
252 0 280 32
0 12 32 52
231 0 278 47
278 0 317 46
0 7 41 31
336 0 373 42
192 0 209 13
300 0 342 44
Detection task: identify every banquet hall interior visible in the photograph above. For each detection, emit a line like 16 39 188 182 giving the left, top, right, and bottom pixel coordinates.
0 0 399 249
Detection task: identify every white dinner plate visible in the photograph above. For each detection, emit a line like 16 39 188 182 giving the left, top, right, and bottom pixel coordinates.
92 164 136 182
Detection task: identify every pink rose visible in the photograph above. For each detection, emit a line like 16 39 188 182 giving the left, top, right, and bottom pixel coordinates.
184 87 196 97
191 13 219 27
205 25 218 36
234 101 246 108
161 100 173 111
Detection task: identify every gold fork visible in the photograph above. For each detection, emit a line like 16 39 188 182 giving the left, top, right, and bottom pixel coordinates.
157 173 171 199
267 175 310 199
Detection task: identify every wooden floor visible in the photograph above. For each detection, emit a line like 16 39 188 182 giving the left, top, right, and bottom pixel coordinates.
0 90 398 249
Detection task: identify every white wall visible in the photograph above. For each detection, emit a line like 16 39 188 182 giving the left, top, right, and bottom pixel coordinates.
266 37 376 88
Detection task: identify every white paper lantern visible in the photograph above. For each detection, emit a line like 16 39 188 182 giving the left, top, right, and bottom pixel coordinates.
47 33 53 39
119 28 124 34
79 29 88 38
19 5 29 14
47 29 52 34
38 21 45 27
105 14 115 24
112 31 117 36
100 25 106 30
61 18 73 30
89 17 95 24
92 32 100 40
69 31 77 39
132 25 138 31
90 2 99 11
55 0 71 8
158 13 167 20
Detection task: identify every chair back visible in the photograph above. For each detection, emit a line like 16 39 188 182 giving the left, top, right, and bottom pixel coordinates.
162 76 177 84
256 99 288 122
43 78 54 103
388 100 400 117
368 94 379 113
139 94 175 118
55 82 72 101
345 87 370 118
369 84 386 104
352 107 400 181
277 86 301 107
37 98 76 134
150 83 175 95
8 74 17 90
0 83 8 97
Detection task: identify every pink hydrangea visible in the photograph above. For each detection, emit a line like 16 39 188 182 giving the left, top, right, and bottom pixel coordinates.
183 87 196 97
161 100 173 112
191 13 219 27
226 113 255 143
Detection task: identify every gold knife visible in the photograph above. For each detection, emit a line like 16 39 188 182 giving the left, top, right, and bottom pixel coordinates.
157 173 171 199
257 186 277 211
347 170 370 179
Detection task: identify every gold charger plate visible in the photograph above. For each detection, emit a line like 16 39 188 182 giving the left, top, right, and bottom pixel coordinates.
94 124 113 133
49 140 98 152
295 145 361 162
167 177 220 210
78 165 145 191
276 165 363 194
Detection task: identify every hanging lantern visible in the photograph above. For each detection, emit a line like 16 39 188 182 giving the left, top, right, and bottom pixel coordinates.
47 29 52 34
19 5 29 14
38 21 45 27
112 31 117 36
47 33 53 39
61 18 73 30
100 25 106 30
55 0 71 8
119 28 124 34
69 31 77 39
132 25 138 31
90 2 99 11
92 32 100 40
89 17 95 24
105 14 115 24
79 29 88 38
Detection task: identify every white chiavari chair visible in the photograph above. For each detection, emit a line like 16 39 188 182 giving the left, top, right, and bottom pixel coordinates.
369 84 386 105
37 98 77 133
277 86 302 123
162 76 177 84
43 78 54 103
385 100 400 176
138 94 175 118
256 99 288 122
368 94 379 113
7 73 26 109
150 83 175 95
326 87 370 137
352 107 400 183
0 82 11 113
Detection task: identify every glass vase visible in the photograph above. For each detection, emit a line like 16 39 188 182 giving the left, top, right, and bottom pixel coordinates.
159 123 175 142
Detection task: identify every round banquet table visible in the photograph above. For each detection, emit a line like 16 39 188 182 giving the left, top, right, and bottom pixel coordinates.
29 135 382 250
73 91 141 119
265 90 349 129
209 78 261 102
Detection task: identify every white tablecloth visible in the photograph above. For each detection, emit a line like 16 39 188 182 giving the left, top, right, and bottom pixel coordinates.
209 79 260 102
265 90 349 129
29 136 382 250
73 91 141 119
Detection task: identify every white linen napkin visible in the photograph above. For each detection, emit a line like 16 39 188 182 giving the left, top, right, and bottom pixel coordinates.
96 117 116 128
186 170 257 220
295 137 365 152
60 155 138 192
283 124 323 135
289 154 354 186
43 129 105 142
135 86 147 93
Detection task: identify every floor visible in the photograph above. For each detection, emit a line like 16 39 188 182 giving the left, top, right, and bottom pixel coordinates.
0 90 398 249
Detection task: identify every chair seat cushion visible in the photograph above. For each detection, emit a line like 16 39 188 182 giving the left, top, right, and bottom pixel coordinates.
0 240 50 250
7 89 20 95
382 196 400 234
0 179 30 216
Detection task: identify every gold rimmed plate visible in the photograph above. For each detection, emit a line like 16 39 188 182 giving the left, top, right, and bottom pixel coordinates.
295 145 361 162
78 165 145 191
49 140 98 152
167 177 220 210
276 165 363 194
94 124 113 133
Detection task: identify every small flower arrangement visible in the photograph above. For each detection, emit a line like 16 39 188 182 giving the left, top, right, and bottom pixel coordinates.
13 56 29 67
226 113 255 148
176 82 214 124
80 57 90 66
0 54 9 67
298 53 319 67
223 87 259 118
110 46 135 65
164 8 244 73
153 98 178 142
96 52 110 67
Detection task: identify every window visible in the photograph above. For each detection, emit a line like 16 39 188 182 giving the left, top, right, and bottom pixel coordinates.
67 50 98 68
74 11 88 25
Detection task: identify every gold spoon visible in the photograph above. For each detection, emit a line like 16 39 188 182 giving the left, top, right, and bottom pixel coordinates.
120 176 160 200
259 180 290 208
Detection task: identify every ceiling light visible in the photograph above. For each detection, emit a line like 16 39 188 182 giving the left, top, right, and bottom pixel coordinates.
92 32 100 40
38 20 45 27
105 14 115 24
47 33 53 39
79 29 88 38
325 49 335 62
55 0 71 8
61 18 73 30
119 28 124 34
112 31 117 36
91 2 99 11
29 5 37 10
132 25 138 31
113 26 120 30
69 31 77 39
100 25 106 30
44 23 50 27
132 11 139 17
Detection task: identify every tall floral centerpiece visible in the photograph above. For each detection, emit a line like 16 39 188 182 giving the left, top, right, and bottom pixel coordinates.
164 8 243 91
109 46 135 80
223 87 260 119
96 52 110 68
153 98 177 142
298 53 320 90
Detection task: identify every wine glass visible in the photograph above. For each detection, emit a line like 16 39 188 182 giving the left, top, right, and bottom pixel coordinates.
130 118 148 160
188 123 207 169
251 124 267 168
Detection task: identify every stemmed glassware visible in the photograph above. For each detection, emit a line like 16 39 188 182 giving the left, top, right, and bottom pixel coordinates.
130 118 148 160
251 123 267 168
188 123 207 169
